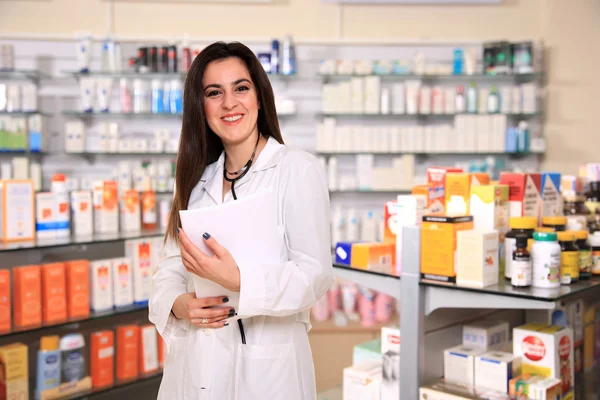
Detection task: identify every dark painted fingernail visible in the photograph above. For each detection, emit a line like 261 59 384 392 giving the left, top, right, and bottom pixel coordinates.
228 309 235 317
176 227 180 233
223 297 229 303
224 322 229 326
203 232 210 240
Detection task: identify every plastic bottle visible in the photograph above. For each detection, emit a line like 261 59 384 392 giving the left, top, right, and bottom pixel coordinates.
487 86 499 114
100 38 111 72
374 293 394 323
60 333 86 383
119 79 132 113
331 206 345 248
169 80 183 114
558 231 579 284
576 230 592 280
51 174 70 238
512 236 532 287
346 208 360 242
151 79 164 114
504 216 537 279
270 39 280 75
466 81 477 113
181 43 192 73
532 231 561 288
361 210 378 242
281 35 297 76
37 335 61 397
358 288 376 327
141 177 157 230
327 157 338 191
589 232 600 275
455 85 465 113
517 121 530 153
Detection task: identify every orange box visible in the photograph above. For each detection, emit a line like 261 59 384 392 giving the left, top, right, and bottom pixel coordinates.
116 325 139 381
383 201 397 243
0 271 10 332
412 185 445 214
471 173 491 186
445 173 490 215
12 265 41 328
41 263 67 324
91 330 114 389
157 332 166 369
420 215 474 282
65 260 90 319
350 242 395 274
139 324 159 375
426 166 463 186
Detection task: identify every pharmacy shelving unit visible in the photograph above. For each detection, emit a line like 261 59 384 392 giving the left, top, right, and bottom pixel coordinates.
332 225 600 400
0 69 50 83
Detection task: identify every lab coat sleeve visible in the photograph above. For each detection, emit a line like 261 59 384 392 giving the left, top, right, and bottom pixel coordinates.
237 157 334 317
149 237 192 349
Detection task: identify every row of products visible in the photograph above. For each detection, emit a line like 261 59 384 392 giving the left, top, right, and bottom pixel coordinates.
0 83 38 113
316 116 538 155
330 207 384 248
0 178 171 242
2 242 159 331
79 77 183 114
0 114 45 152
322 77 537 116
312 281 396 327
319 40 539 77
0 157 42 189
324 154 414 192
257 37 297 75
64 121 179 154
0 324 164 400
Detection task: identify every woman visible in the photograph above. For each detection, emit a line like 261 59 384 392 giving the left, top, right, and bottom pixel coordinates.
149 41 333 400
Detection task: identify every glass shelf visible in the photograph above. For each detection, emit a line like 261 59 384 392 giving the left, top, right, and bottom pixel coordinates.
317 151 543 157
0 110 50 117
333 264 400 299
317 112 539 118
0 69 49 81
66 372 163 400
62 111 183 118
319 72 542 80
0 228 165 253
64 151 177 156
0 303 149 339
0 150 45 155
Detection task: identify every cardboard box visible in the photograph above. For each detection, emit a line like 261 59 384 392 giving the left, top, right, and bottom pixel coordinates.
90 330 114 389
584 303 595 372
139 324 159 375
444 345 486 387
509 374 561 400
463 321 509 351
35 192 55 239
470 185 509 237
64 260 90 319
445 173 490 215
116 325 139 381
12 265 41 328
456 230 499 288
383 201 398 243
126 239 154 304
567 300 584 374
381 326 400 400
93 181 118 234
499 173 542 218
475 351 521 393
421 215 474 282
334 241 362 266
513 323 574 400
350 242 395 274
41 263 67 324
89 260 113 312
352 338 382 366
541 172 562 218
0 271 10 332
120 190 141 232
112 257 133 308
71 190 93 236
427 166 463 186
343 362 381 400
412 185 445 215
420 380 510 399
395 195 427 275
0 180 35 242
0 343 28 400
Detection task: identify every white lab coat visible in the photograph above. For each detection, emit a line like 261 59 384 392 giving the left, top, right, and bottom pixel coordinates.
149 137 334 400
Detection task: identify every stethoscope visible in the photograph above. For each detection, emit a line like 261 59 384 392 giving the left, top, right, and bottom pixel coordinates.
222 133 261 345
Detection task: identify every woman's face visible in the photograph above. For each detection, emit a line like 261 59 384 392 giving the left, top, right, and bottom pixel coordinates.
202 57 260 146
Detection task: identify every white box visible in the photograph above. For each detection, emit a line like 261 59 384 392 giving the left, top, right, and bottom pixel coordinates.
420 380 510 399
350 78 364 114
11 157 28 180
134 138 148 153
463 320 510 351
343 362 381 400
98 123 109 152
93 181 119 233
356 154 374 190
108 122 119 153
140 324 159 373
444 88 456 114
36 192 56 239
90 259 114 312
71 190 93 236
419 86 432 114
111 257 133 307
148 138 163 153
126 238 154 304
475 351 521 393
0 179 34 241
391 83 405 114
118 139 133 153
444 345 486 387
456 230 499 288
120 190 141 232
381 326 400 400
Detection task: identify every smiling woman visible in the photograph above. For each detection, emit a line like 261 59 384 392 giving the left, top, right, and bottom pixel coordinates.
149 41 334 400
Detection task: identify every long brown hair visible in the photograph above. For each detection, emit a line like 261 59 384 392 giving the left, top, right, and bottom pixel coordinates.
166 41 285 243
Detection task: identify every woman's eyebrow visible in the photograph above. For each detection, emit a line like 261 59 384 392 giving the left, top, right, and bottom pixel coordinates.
203 78 251 91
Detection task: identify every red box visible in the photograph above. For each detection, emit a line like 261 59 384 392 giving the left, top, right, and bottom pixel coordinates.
500 173 542 218
426 166 463 186
91 330 114 388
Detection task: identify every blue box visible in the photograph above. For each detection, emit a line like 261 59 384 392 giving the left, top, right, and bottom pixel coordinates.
335 241 362 265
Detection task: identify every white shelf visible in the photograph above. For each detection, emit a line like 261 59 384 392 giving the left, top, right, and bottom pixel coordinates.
332 264 400 299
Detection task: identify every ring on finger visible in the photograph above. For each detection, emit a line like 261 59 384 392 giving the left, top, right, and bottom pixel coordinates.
201 317 209 324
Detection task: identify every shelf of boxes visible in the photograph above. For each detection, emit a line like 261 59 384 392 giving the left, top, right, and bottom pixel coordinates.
319 72 542 81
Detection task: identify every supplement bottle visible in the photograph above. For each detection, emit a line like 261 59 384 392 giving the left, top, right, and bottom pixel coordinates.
557 231 579 284
586 181 600 232
532 231 560 288
504 216 537 280
590 231 600 275
512 236 532 287
542 216 567 232
564 194 591 231
575 230 592 280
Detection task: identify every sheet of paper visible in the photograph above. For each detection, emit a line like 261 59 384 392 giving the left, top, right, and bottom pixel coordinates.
179 188 280 315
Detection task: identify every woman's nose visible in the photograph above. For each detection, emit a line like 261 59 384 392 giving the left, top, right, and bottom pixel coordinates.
222 91 237 110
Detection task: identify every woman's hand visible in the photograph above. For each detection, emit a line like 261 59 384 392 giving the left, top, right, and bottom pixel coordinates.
178 229 241 292
172 292 236 329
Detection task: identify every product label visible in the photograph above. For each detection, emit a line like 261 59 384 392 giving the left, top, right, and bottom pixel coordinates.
504 237 516 279
586 201 600 215
533 245 560 286
524 175 541 217
592 250 600 275
512 259 532 286
560 251 579 284
580 250 592 274
542 177 561 216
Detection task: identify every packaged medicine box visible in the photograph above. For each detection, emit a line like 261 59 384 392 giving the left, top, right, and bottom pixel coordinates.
513 323 574 400
139 324 159 375
541 172 562 218
350 242 394 274
583 303 595 372
395 195 427 275
90 330 114 389
0 343 29 400
509 374 561 400
0 179 35 242
420 380 510 399
427 166 463 186
352 338 382 366
120 190 141 232
126 239 154 304
334 241 362 266
41 263 67 324
35 192 55 239
93 180 118 234
470 184 509 236
111 257 133 308
443 345 486 387
420 215 474 282
456 230 499 288
475 351 521 393
343 362 381 400
499 173 541 218
412 185 444 215
445 173 489 215
0 270 10 332
463 320 509 351
13 265 41 328
116 325 139 381
89 260 113 312
71 190 93 236
65 260 90 319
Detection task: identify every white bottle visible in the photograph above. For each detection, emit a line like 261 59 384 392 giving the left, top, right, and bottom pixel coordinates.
51 174 70 237
361 210 378 242
331 206 345 248
380 88 390 115
346 208 360 242
532 232 561 288
467 82 477 114
327 157 338 191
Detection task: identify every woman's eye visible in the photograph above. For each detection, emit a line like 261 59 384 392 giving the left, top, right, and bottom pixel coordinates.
206 90 220 97
236 85 250 92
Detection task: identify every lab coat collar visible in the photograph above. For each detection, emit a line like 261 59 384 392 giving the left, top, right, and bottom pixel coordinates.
201 136 285 204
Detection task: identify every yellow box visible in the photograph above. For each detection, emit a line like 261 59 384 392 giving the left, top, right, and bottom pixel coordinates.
0 343 29 400
420 215 474 282
445 173 490 215
412 185 445 215
584 303 596 372
351 242 395 274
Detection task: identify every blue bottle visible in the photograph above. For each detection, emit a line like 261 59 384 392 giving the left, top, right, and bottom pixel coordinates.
37 335 61 398
453 49 464 75
271 39 280 75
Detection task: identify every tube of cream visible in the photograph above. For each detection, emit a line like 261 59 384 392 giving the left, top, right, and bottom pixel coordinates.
80 78 95 112
76 33 92 73
97 78 113 113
